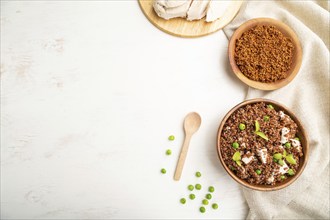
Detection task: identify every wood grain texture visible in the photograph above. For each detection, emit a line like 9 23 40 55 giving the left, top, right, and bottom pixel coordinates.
138 0 243 38
216 98 309 191
228 18 303 90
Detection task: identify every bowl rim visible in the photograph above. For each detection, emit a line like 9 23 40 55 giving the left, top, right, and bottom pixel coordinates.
228 17 303 91
216 98 309 191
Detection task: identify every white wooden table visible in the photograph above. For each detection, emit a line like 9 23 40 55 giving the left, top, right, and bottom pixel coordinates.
1 1 248 219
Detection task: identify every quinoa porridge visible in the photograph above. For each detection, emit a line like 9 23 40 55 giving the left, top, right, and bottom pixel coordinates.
219 102 303 185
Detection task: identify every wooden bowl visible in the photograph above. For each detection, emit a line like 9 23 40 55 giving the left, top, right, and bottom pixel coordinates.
216 98 309 191
228 18 302 90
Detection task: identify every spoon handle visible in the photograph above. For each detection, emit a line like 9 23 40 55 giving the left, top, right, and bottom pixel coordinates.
174 134 192 181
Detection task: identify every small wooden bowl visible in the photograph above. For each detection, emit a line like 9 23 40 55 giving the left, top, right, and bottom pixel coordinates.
228 18 302 90
216 98 309 191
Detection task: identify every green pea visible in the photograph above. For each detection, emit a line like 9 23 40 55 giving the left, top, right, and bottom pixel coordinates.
189 194 196 200
263 115 270 121
287 169 295 176
294 137 300 141
285 142 291 148
195 171 202 177
180 198 186 204
232 142 239 149
188 185 194 191
202 199 209 205
281 175 286 180
256 169 261 175
239 123 246 130
161 168 166 174
208 186 215 193
212 203 219 210
273 158 278 163
206 193 212 200
199 206 206 213
195 184 202 190
166 149 172 155
267 104 274 109
168 135 175 141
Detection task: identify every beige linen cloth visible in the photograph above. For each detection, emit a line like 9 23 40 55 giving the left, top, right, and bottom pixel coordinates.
223 1 330 219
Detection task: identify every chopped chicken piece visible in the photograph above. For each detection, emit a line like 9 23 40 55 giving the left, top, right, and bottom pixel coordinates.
281 127 290 144
290 138 302 152
242 155 254 164
278 161 289 174
257 148 268 164
266 173 275 184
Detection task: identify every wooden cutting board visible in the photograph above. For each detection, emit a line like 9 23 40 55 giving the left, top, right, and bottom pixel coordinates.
138 0 243 38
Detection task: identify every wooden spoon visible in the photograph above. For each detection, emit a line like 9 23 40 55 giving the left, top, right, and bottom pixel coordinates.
174 112 202 181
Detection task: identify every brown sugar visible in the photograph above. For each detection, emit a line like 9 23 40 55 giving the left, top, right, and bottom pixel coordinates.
234 25 294 83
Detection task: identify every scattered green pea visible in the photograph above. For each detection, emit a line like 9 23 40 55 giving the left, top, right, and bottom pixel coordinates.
267 104 274 109
256 169 261 175
188 185 194 191
263 115 270 121
281 175 286 180
232 142 239 149
287 169 295 176
212 203 219 210
195 171 202 177
161 168 166 174
189 194 196 200
180 198 186 204
273 158 278 163
285 142 291 148
206 193 212 200
166 149 172 155
294 137 300 141
195 184 202 190
199 206 206 213
208 186 215 193
168 135 175 141
239 123 246 130
202 199 209 205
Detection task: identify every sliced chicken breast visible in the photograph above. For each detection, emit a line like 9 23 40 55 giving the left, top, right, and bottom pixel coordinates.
187 0 211 21
157 0 188 8
206 0 231 22
153 0 192 20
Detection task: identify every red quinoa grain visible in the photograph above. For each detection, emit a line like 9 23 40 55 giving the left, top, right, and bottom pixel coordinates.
234 25 294 83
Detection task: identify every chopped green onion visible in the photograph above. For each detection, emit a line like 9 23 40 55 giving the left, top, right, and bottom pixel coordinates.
232 151 241 161
255 131 269 141
273 153 282 160
255 120 260 132
287 169 295 176
285 154 297 165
